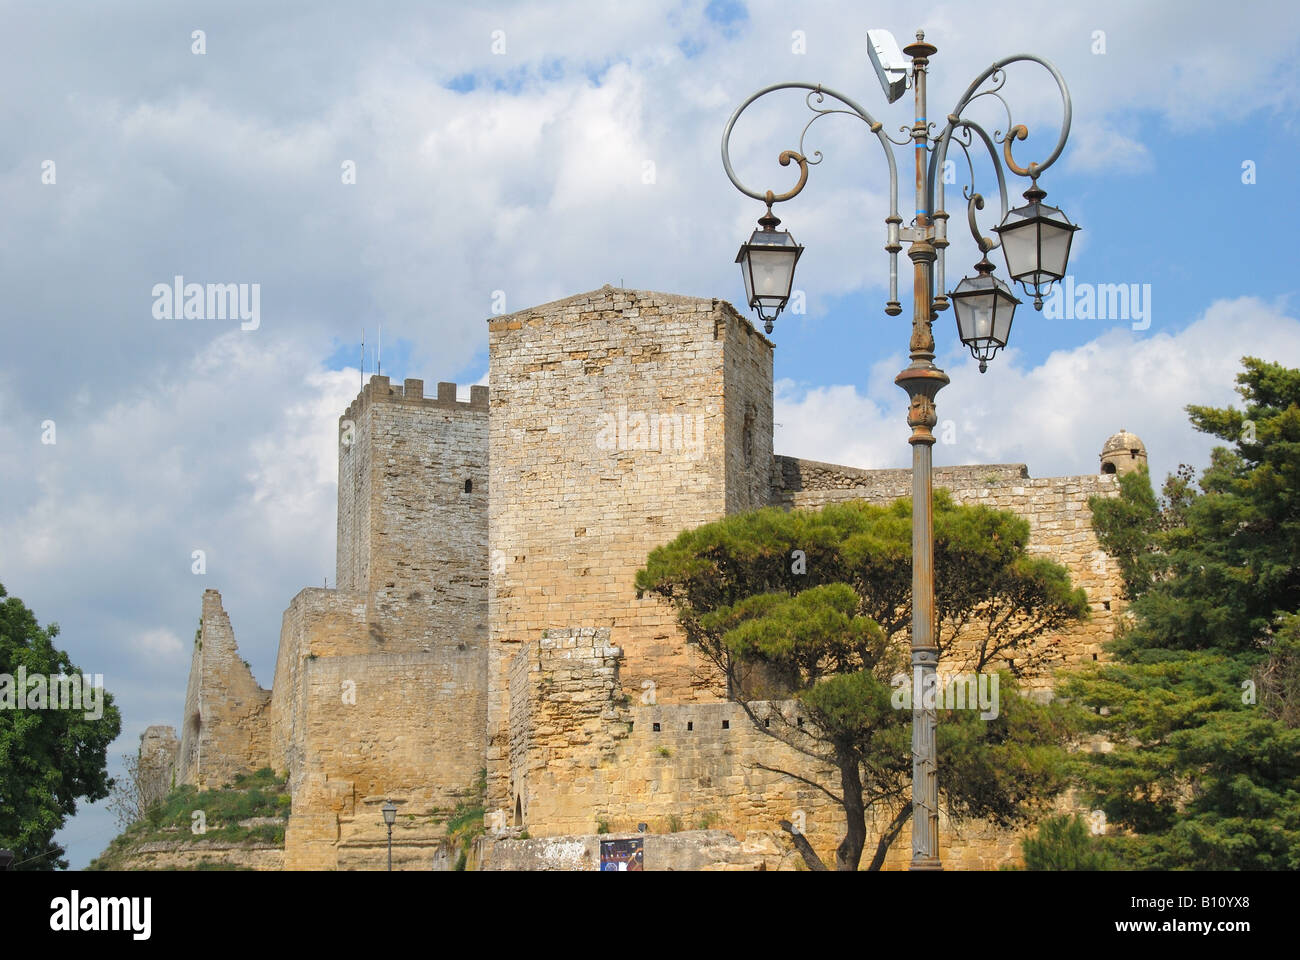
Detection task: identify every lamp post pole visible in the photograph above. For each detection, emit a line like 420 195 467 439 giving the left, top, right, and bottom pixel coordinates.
893 29 946 872
722 28 1077 871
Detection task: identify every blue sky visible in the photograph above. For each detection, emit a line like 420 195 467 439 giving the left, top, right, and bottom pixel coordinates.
0 0 1297 868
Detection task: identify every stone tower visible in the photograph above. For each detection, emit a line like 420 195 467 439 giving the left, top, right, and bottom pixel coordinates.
336 375 490 651
1100 429 1147 476
276 375 491 868
484 286 774 811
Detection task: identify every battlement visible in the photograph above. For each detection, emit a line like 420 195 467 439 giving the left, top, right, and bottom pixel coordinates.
486 284 775 349
342 375 488 423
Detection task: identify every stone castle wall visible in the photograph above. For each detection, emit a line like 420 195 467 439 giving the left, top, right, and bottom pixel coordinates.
507 627 846 865
771 456 1126 669
138 725 179 807
279 378 489 869
486 287 774 810
143 286 1133 871
157 378 490 870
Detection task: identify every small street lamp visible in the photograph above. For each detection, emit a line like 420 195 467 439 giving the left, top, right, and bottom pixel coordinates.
950 255 1020 372
382 800 397 871
721 28 1079 870
735 203 803 333
993 182 1081 309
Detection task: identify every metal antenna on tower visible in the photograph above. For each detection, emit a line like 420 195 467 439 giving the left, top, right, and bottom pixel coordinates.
361 328 365 390
378 323 382 377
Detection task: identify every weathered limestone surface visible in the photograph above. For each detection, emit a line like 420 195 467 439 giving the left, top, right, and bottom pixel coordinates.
278 379 489 869
175 590 272 789
139 725 179 805
486 287 774 809
100 838 285 871
337 375 488 653
772 456 1126 669
476 828 802 871
508 627 845 866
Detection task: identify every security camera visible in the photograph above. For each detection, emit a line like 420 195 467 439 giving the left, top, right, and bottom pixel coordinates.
867 29 908 103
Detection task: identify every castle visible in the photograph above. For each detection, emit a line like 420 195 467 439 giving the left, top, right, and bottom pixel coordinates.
138 285 1138 870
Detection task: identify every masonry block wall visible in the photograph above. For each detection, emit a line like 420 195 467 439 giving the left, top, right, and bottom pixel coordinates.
138 725 180 805
175 590 273 789
770 457 1126 669
507 627 846 865
722 307 775 514
336 375 489 653
276 375 490 869
486 286 777 809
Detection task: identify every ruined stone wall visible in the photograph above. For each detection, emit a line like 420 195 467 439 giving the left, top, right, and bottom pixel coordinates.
175 590 272 789
138 725 179 807
505 626 1106 871
486 286 775 808
770 456 1125 668
507 627 846 866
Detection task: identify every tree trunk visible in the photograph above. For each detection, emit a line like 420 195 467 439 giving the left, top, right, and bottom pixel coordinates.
779 819 829 871
834 747 867 871
865 803 913 871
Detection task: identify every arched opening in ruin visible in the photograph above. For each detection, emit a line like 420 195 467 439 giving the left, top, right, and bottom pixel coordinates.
465 478 473 493
513 794 522 827
1101 462 1116 474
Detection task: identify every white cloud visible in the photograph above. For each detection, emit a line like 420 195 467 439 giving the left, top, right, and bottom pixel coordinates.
133 628 184 659
1064 120 1153 175
775 296 1300 486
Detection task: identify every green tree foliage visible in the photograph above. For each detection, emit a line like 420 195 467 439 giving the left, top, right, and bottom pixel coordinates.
1020 814 1116 870
0 583 122 869
1069 357 1300 869
637 495 1086 870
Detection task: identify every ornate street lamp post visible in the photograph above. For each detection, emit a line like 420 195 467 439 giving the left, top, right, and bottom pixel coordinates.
722 29 1078 870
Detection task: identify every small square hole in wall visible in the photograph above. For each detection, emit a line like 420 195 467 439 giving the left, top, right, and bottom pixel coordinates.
1092 653 1098 661
652 722 661 732
796 717 804 727
722 720 730 730
764 719 770 728
1103 600 1111 611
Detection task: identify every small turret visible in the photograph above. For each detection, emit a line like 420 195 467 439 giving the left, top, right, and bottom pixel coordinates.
1100 429 1147 476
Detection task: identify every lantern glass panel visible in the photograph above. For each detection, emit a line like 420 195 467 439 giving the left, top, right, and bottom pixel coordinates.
747 247 797 300
997 213 1040 282
1038 215 1075 280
